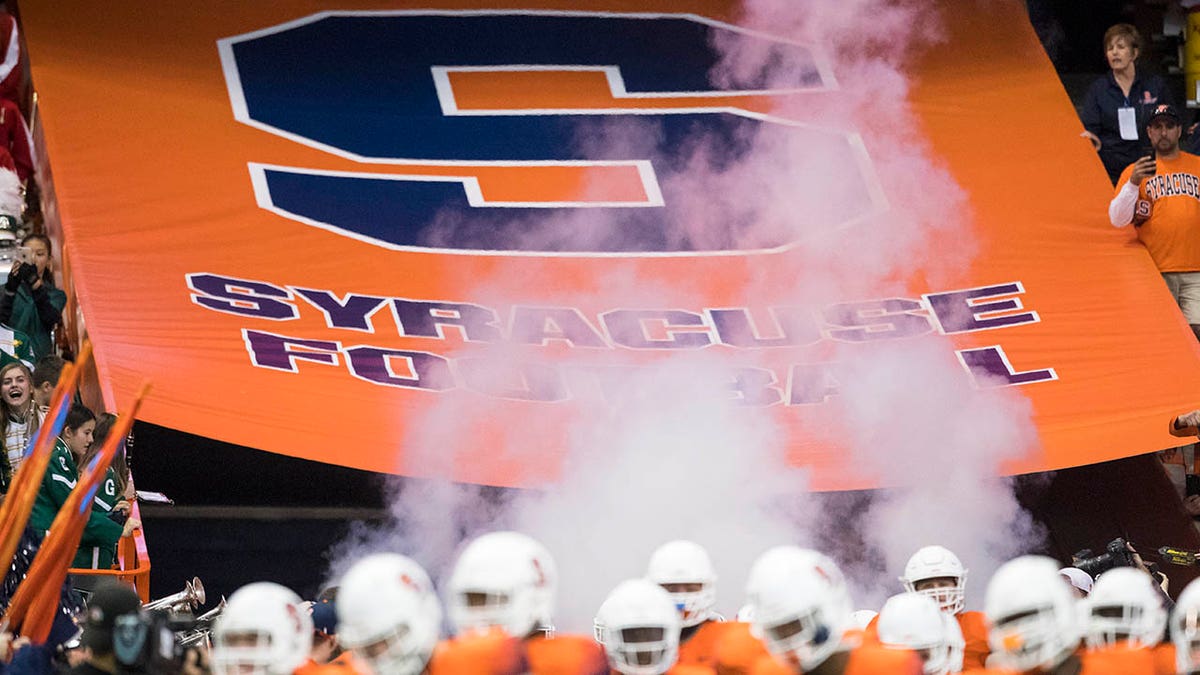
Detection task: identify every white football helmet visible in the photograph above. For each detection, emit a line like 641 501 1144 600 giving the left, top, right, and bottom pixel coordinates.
744 546 852 671
336 553 443 675
597 579 681 675
212 582 313 675
850 610 878 630
446 531 557 638
901 546 967 615
985 555 1081 671
646 540 717 628
1172 577 1200 673
1084 567 1166 649
876 593 952 675
943 611 964 673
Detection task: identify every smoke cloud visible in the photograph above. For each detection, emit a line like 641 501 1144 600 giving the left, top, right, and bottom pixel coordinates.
327 0 1044 629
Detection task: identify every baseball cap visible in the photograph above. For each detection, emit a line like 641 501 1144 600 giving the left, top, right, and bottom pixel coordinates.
1058 567 1093 596
311 600 339 636
80 581 142 650
1149 103 1181 125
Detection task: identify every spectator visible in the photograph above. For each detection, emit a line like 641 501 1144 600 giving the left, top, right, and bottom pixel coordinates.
0 361 39 489
0 233 64 360
1109 104 1200 341
31 353 63 410
1080 24 1172 185
28 405 138 571
89 413 132 503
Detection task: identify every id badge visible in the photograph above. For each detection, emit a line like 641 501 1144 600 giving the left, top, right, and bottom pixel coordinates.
1118 106 1138 140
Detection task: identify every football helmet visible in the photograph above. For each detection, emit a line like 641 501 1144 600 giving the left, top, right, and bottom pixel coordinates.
336 553 443 675
943 611 964 673
645 540 717 628
597 579 681 675
744 546 852 671
850 610 878 630
446 531 557 638
900 545 967 615
212 582 313 675
1172 577 1200 673
985 555 1081 671
1084 566 1166 649
876 593 952 675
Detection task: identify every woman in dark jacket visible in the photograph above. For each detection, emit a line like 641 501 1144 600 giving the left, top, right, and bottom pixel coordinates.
1079 24 1173 184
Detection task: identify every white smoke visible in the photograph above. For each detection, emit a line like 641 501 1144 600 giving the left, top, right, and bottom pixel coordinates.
327 0 1044 630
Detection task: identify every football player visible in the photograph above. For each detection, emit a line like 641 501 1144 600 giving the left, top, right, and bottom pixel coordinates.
597 578 714 675
647 540 729 667
899 545 989 669
744 546 922 675
876 593 961 675
1082 567 1172 674
334 552 442 675
431 530 607 674
212 582 314 675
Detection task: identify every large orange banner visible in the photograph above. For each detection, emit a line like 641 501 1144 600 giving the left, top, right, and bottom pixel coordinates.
17 0 1200 490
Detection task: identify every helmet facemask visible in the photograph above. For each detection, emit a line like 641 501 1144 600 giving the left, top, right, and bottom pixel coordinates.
904 576 966 615
212 630 276 675
759 606 840 671
659 582 716 628
347 622 431 675
608 625 678 675
991 606 1073 671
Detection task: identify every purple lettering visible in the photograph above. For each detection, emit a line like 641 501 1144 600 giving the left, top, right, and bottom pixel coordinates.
242 329 339 371
925 283 1038 334
293 288 388 331
601 310 712 349
730 368 783 406
787 363 840 405
957 345 1056 387
709 307 821 348
510 307 608 348
392 299 502 342
824 298 931 342
188 273 297 320
345 346 453 390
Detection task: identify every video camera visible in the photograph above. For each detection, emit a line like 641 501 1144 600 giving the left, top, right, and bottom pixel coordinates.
112 608 205 675
1071 537 1137 578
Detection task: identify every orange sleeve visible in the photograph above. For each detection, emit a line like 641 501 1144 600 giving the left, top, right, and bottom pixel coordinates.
525 634 608 675
1153 643 1176 675
712 622 770 675
958 611 992 671
678 621 729 666
427 633 527 675
746 655 792 675
846 645 923 675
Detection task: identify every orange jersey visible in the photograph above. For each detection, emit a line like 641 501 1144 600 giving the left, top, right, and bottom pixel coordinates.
958 610 991 670
679 621 734 666
294 660 363 675
1081 643 1176 675
525 633 609 675
747 644 923 675
712 622 770 675
428 630 528 675
865 609 988 669
1116 151 1200 272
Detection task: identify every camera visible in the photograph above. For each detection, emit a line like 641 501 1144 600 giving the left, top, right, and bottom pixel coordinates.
1072 537 1137 578
113 608 204 675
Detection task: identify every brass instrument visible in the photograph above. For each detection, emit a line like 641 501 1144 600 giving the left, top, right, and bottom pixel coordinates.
144 577 205 612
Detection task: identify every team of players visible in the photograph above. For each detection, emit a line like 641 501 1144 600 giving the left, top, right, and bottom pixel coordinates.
202 533 1200 674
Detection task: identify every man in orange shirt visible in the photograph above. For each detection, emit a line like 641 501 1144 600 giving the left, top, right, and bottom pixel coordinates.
1110 103 1200 340
596 578 714 674
896 545 990 670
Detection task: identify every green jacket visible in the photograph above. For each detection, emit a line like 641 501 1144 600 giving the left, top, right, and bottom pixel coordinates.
0 278 65 360
29 439 123 569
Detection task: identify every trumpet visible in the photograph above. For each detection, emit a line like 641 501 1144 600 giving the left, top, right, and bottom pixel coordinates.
144 577 206 612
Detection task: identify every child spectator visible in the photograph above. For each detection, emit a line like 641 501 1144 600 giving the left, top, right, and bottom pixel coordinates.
28 405 138 571
0 361 37 491
31 353 63 410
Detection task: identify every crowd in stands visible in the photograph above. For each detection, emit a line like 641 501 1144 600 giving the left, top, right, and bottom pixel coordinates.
0 535 1187 674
